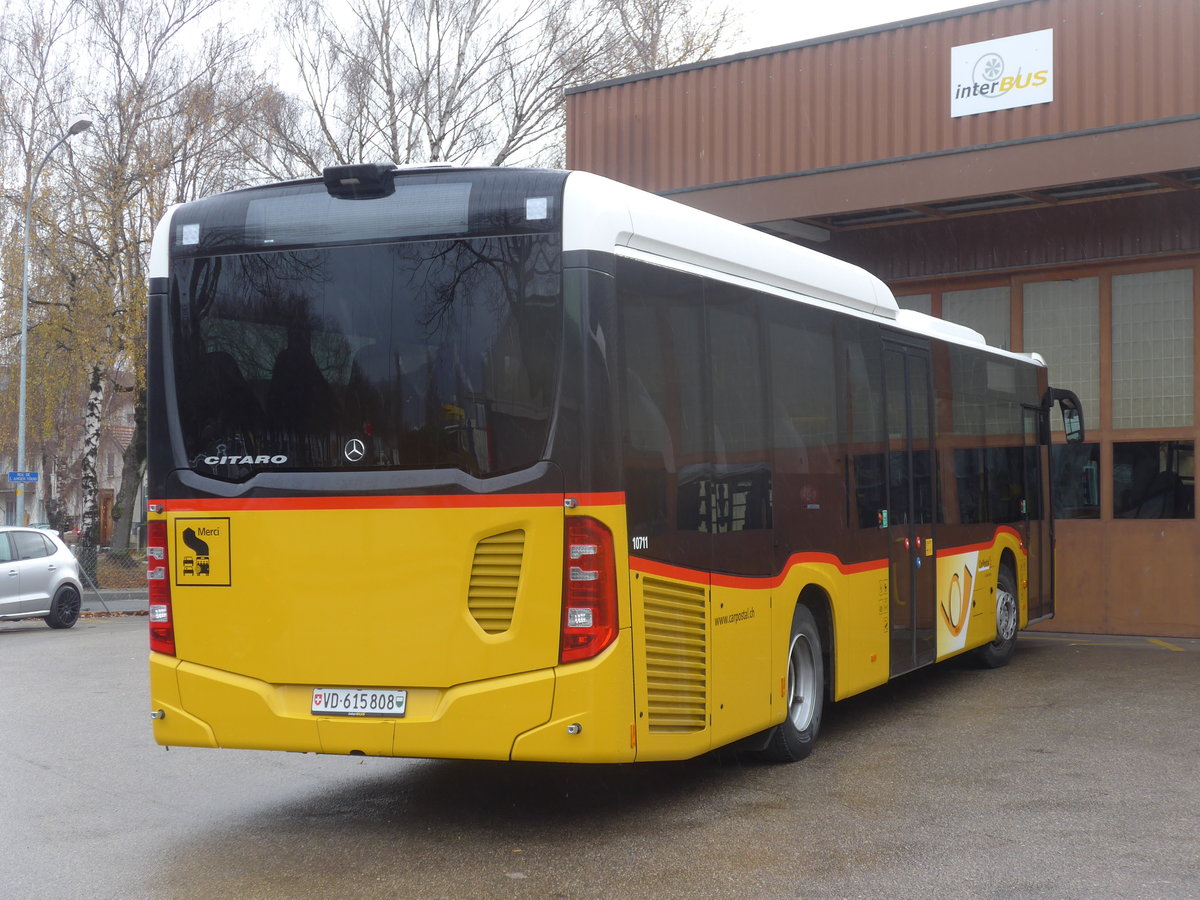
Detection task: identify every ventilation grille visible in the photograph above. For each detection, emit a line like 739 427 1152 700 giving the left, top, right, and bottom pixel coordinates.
467 530 525 634
642 576 708 733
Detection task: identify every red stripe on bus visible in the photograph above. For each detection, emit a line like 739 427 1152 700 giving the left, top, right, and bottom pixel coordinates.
632 527 1026 591
934 525 1025 558
154 494 560 512
631 552 887 590
150 491 626 513
570 492 626 506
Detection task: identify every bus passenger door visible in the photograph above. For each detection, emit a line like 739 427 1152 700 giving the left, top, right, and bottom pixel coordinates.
1023 406 1054 622
884 344 937 677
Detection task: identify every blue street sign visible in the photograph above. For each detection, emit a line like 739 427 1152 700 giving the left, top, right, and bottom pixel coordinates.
8 472 38 483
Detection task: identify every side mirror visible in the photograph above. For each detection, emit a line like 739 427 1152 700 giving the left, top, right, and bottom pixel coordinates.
1062 406 1083 443
1045 388 1085 444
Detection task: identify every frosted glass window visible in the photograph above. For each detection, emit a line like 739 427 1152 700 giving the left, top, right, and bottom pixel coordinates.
1113 441 1194 519
943 287 1010 350
1112 270 1193 429
898 293 932 315
1023 278 1100 433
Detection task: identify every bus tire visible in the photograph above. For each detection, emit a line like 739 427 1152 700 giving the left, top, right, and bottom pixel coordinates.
758 604 824 762
973 564 1018 669
45 585 82 630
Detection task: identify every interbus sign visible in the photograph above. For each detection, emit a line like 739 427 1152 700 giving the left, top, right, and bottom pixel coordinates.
951 28 1054 118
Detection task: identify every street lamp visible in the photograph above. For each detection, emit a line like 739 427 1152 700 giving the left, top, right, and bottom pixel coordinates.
16 117 92 526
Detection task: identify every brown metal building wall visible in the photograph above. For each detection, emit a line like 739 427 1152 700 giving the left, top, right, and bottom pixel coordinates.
566 0 1200 639
827 192 1200 283
566 0 1200 193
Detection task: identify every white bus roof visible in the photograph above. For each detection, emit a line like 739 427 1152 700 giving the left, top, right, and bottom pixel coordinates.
561 171 1046 367
562 171 899 320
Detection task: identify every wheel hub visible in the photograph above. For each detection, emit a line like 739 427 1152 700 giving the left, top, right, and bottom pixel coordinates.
787 633 817 731
995 586 1017 642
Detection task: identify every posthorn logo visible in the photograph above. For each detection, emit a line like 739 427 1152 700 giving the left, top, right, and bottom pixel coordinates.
951 29 1053 118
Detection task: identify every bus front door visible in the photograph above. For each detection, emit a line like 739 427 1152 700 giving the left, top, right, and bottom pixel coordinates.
884 344 937 677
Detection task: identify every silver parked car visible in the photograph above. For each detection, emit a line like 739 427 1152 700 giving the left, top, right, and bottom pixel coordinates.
0 526 83 629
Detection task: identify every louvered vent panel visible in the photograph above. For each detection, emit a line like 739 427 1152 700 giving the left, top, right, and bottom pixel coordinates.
467 530 525 634
642 576 708 733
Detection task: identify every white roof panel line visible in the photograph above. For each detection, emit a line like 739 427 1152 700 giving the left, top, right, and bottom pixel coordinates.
562 171 899 320
894 309 986 345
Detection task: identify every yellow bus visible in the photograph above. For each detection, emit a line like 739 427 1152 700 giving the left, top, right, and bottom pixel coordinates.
147 165 1083 762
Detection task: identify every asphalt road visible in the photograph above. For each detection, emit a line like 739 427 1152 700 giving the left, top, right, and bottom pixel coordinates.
2 616 1197 899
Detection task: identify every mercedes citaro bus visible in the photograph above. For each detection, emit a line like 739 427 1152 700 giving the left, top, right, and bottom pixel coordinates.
146 165 1083 763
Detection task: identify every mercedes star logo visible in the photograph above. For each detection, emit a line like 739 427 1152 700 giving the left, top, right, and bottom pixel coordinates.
344 438 366 462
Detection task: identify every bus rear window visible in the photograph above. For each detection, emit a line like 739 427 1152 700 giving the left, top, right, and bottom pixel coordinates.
170 235 562 479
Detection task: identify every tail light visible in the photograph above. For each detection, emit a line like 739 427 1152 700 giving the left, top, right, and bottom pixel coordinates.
560 516 618 664
147 519 175 655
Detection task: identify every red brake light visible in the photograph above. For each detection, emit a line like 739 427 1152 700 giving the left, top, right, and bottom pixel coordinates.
147 519 175 656
560 516 618 664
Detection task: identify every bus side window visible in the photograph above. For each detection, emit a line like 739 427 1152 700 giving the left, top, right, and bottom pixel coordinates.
617 259 711 568
619 305 672 538
708 297 771 534
844 333 887 529
769 305 844 548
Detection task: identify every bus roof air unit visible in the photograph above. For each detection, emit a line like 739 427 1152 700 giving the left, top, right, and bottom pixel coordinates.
323 164 396 200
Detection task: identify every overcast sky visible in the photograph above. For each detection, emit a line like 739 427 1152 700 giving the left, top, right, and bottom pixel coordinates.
239 1 982 86
249 1 985 69
729 0 976 53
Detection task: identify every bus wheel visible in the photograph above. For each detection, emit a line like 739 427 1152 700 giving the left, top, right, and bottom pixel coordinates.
45 585 82 630
759 605 824 762
973 565 1018 669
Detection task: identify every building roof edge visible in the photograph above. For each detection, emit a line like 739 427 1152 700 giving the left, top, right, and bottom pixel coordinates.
658 115 1200 200
565 0 1037 97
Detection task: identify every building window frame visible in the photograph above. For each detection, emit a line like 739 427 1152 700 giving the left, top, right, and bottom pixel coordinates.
893 255 1200 522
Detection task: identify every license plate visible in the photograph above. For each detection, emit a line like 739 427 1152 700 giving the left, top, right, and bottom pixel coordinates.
311 688 407 717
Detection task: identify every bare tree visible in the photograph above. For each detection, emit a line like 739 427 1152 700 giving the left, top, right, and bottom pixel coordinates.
600 0 741 74
0 0 85 526
65 0 268 554
264 0 617 174
486 0 620 165
0 0 285 554
0 0 79 193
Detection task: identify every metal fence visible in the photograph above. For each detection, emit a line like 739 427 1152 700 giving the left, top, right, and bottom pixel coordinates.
71 543 148 593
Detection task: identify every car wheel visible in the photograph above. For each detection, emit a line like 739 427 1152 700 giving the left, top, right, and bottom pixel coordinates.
757 604 824 762
973 564 1018 668
45 585 82 629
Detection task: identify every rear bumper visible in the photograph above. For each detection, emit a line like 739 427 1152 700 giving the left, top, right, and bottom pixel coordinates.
150 652 555 759
149 634 636 762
